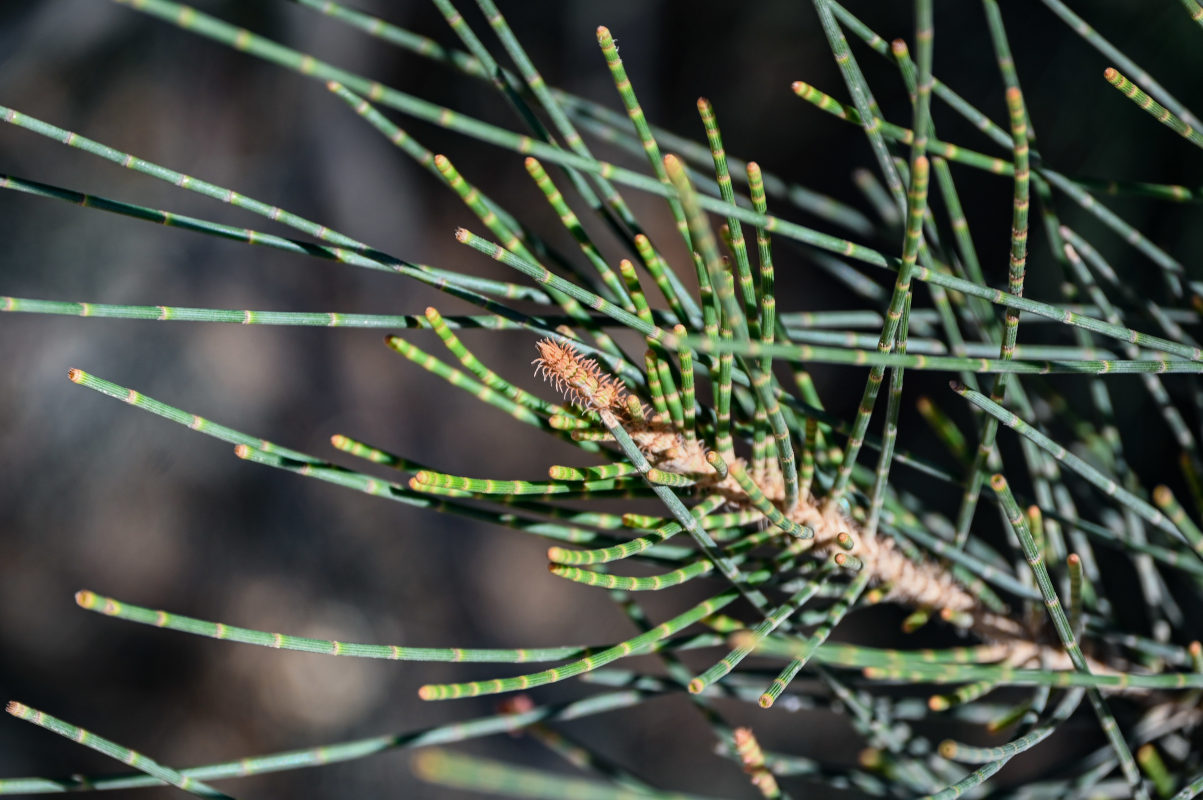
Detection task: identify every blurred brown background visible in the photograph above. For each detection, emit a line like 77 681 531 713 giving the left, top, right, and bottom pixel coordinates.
1 1 1201 797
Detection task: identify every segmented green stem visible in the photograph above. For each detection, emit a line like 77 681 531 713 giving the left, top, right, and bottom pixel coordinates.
595 28 692 251
992 475 1147 800
1039 0 1201 128
547 495 727 566
953 84 1031 548
689 577 828 695
0 689 662 793
75 590 641 664
928 689 1085 800
952 382 1196 549
698 98 758 331
1066 553 1085 637
723 455 811 540
1103 67 1203 150
832 155 927 500
417 588 741 700
757 571 871 708
5 703 235 799
811 0 905 215
523 157 632 309
424 307 563 416
1153 486 1203 556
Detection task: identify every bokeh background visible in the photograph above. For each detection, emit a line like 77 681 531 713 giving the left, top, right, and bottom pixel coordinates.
1 1 1201 796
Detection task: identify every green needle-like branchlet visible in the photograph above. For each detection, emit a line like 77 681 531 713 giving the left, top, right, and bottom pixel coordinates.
992 474 1148 800
952 381 1197 550
1104 67 1203 150
6 702 236 799
418 587 743 700
75 590 631 664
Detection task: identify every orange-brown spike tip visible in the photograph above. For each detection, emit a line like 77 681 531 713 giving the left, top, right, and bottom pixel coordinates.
687 678 704 694
6 701 27 717
523 156 538 169
234 444 252 459
928 695 949 712
330 434 347 447
596 25 611 40
1103 67 1118 81
1189 641 1201 657
432 154 449 167
1067 553 1082 566
325 80 340 91
67 368 84 383
424 306 439 320
547 546 567 562
757 694 775 709
1005 86 1023 102
948 379 966 392
454 228 470 243
696 97 711 111
533 338 627 414
417 685 438 701
989 473 1007 491
75 590 97 609
890 38 907 55
938 740 958 759
790 80 807 94
1152 485 1172 507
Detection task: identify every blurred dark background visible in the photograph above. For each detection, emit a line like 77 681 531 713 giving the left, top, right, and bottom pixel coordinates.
1 1 1201 797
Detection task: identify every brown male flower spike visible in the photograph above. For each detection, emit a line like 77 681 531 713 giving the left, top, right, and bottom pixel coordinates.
533 338 628 415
